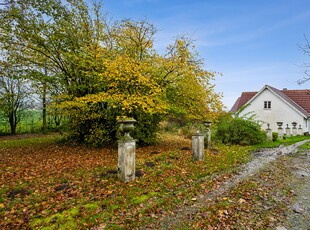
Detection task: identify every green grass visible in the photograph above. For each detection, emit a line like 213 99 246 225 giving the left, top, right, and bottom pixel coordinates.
299 141 310 150
0 110 42 134
130 192 158 205
31 206 82 229
0 109 68 134
254 135 310 148
0 134 60 148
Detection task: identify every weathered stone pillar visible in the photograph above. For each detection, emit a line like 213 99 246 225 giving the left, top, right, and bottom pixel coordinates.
118 139 135 182
117 119 137 182
277 122 284 139
204 121 212 148
291 122 297 136
266 123 272 141
292 127 297 136
206 129 211 148
298 125 303 135
192 131 205 161
285 124 291 137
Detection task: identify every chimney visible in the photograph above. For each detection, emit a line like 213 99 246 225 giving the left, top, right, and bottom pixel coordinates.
283 88 287 91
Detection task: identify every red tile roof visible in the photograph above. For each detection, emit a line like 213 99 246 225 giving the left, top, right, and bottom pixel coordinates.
281 89 310 114
230 86 310 117
230 92 256 113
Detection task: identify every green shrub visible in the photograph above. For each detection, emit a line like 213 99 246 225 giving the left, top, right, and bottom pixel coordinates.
272 132 278 142
132 112 162 146
66 104 119 147
66 104 163 147
215 114 267 145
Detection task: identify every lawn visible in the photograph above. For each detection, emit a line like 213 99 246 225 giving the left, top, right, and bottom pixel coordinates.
255 134 310 148
0 133 309 229
0 132 254 229
0 110 42 134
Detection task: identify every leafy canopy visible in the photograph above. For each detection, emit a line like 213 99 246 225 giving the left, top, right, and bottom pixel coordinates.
0 0 223 145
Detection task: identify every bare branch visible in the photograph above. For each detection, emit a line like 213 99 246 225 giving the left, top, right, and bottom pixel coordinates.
298 34 310 84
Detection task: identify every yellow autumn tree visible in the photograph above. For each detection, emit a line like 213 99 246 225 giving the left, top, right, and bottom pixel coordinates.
59 19 168 145
163 37 223 122
1 0 223 146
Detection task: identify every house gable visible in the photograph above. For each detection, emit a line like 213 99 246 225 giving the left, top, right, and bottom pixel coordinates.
231 85 310 132
231 85 310 118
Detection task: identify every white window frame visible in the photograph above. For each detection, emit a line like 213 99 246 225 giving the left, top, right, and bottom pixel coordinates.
264 101 271 110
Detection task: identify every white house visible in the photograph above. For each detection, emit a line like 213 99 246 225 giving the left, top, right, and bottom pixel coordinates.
230 85 310 134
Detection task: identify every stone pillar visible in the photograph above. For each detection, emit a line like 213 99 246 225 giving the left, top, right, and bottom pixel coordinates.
266 124 272 141
207 129 211 148
192 131 205 161
204 121 212 148
292 127 297 136
277 122 283 139
285 124 291 137
298 125 303 135
291 122 297 136
118 139 135 182
117 119 137 182
278 127 284 139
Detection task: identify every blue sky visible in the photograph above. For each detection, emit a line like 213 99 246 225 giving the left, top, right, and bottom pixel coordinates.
102 0 310 109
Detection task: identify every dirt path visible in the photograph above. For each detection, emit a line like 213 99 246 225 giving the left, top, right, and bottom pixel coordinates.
277 149 310 230
156 140 310 229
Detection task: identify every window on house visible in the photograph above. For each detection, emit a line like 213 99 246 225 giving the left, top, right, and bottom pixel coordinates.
264 101 271 109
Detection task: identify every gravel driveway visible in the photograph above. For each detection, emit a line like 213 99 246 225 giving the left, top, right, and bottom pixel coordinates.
158 140 310 229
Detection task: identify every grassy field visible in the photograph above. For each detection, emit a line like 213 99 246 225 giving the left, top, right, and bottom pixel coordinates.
0 133 309 229
0 110 67 135
0 110 42 134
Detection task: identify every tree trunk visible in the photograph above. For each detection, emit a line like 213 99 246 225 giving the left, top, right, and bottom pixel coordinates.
9 111 16 135
42 80 47 133
54 113 61 132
